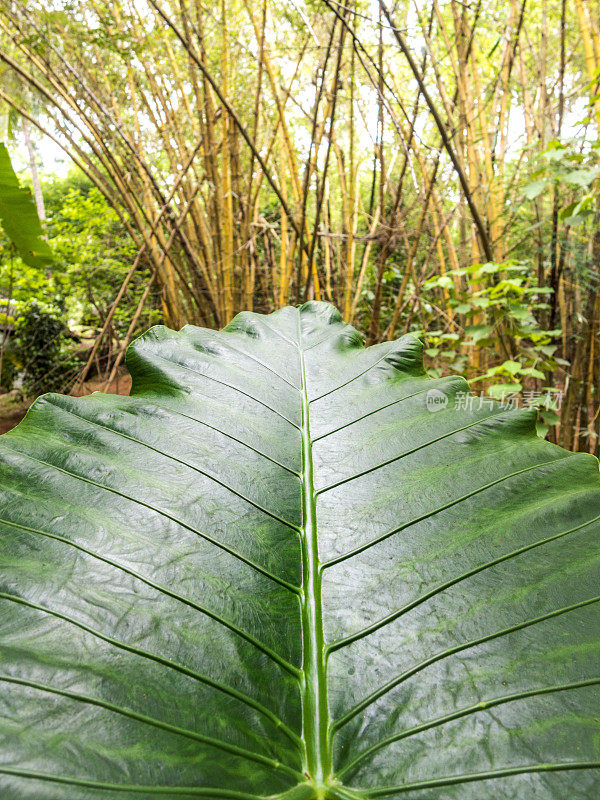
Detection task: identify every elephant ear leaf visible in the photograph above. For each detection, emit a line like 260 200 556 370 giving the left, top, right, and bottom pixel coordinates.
0 143 53 269
0 301 599 800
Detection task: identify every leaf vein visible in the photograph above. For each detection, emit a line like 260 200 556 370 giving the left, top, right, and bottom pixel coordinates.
322 456 574 570
0 768 270 798
332 595 600 730
0 517 302 685
0 675 303 780
207 336 301 390
311 385 436 442
0 446 300 596
366 762 600 795
309 345 402 403
151 353 300 429
328 507 600 652
337 678 600 777
44 400 301 533
123 399 299 475
315 409 507 496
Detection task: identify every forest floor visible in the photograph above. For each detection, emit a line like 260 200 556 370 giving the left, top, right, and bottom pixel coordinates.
0 369 132 434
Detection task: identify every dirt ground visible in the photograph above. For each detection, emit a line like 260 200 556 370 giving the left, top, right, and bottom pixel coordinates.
0 369 132 435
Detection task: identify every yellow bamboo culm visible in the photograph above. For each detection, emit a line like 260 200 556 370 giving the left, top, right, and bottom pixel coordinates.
575 0 600 130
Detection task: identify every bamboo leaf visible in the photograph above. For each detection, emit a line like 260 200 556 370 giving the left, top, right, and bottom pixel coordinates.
522 179 548 199
561 166 600 187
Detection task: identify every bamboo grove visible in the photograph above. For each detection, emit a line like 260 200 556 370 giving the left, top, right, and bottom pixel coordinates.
0 0 599 451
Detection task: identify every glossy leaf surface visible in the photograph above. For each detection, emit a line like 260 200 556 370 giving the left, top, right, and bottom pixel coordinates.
0 302 599 799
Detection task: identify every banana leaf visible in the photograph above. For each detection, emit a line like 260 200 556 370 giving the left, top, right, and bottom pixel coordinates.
0 302 598 799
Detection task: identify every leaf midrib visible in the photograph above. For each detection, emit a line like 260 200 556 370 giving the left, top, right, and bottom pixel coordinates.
298 315 331 785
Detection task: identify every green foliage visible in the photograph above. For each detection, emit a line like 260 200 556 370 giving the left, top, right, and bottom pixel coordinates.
42 173 144 335
0 171 154 356
0 248 53 302
523 138 600 226
0 170 160 399
10 301 77 395
422 260 561 434
0 303 599 798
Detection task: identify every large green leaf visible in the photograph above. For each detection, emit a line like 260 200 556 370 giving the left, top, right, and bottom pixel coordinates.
0 302 599 799
0 143 53 268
